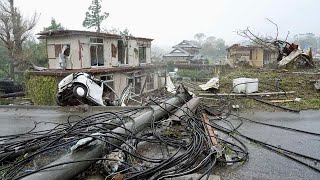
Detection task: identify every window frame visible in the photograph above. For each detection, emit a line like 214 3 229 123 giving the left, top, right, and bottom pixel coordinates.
139 46 147 63
89 37 104 67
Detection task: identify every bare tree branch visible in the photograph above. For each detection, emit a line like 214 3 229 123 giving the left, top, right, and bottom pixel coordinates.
284 31 290 42
266 18 279 40
0 0 38 78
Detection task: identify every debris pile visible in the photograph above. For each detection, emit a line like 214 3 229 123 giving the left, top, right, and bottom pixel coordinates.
274 40 315 68
1 85 319 179
0 90 249 179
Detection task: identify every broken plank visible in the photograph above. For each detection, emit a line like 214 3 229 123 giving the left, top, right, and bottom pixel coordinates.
202 113 218 145
199 91 295 97
269 99 295 103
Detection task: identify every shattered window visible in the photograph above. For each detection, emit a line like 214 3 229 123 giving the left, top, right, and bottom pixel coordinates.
111 43 117 58
90 45 104 66
146 73 154 90
54 45 62 57
139 47 146 63
55 44 70 58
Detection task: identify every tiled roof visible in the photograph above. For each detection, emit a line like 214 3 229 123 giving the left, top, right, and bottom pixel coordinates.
173 40 200 49
163 47 193 57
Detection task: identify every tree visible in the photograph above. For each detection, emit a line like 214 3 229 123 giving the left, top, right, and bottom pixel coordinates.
201 36 227 60
103 27 132 36
294 33 318 51
0 41 10 78
0 0 37 79
24 39 47 67
151 46 166 62
194 33 206 46
82 0 109 33
192 33 227 61
43 18 65 31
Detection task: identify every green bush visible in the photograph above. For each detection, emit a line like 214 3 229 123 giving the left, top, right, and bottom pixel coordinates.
177 69 211 81
25 74 58 105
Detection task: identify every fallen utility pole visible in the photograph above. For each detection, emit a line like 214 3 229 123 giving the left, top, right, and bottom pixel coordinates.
22 92 194 180
199 91 295 97
167 97 200 122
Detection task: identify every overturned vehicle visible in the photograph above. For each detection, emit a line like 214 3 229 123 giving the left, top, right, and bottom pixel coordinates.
56 73 118 106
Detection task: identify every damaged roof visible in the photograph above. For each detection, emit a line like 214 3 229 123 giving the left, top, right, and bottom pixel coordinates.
227 43 278 51
28 64 163 76
37 30 153 41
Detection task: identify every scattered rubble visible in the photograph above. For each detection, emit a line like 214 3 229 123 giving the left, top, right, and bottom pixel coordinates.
199 77 219 91
0 83 319 179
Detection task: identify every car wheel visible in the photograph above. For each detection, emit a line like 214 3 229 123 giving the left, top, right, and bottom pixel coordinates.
56 94 67 106
73 84 87 98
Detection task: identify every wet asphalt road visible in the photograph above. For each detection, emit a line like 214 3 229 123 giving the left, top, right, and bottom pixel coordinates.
214 110 320 180
0 107 319 180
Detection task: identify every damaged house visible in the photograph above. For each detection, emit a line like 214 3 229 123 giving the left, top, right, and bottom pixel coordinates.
30 30 166 105
227 44 278 67
163 40 208 64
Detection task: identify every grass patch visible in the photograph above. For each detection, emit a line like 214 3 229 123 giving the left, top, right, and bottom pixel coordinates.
0 98 13 105
199 67 320 110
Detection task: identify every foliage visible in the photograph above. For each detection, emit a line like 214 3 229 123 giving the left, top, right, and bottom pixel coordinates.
0 42 10 78
152 46 166 61
0 0 38 79
0 98 12 105
194 33 206 45
177 69 211 81
23 39 47 67
83 0 109 33
166 61 175 72
43 18 65 31
104 27 132 36
294 33 318 51
25 74 58 105
192 33 227 62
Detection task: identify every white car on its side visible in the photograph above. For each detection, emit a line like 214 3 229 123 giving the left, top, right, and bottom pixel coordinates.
56 72 112 106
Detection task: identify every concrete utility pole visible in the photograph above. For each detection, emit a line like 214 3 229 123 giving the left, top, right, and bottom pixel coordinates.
22 92 195 180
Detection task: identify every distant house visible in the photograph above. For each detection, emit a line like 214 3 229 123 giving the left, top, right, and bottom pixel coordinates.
30 30 166 99
227 44 278 67
163 40 208 64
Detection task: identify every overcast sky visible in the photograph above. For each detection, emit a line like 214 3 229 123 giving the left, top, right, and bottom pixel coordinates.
16 0 319 49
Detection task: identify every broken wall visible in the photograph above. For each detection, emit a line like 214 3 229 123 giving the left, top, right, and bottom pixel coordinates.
46 35 152 70
47 36 82 69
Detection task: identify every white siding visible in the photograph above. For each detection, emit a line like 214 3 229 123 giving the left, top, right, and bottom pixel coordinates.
146 47 151 64
46 35 152 70
128 40 138 66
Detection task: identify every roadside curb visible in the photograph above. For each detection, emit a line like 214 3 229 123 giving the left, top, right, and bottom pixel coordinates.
0 105 145 112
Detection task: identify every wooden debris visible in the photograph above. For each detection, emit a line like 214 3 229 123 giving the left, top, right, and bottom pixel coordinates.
202 113 218 146
199 91 295 97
